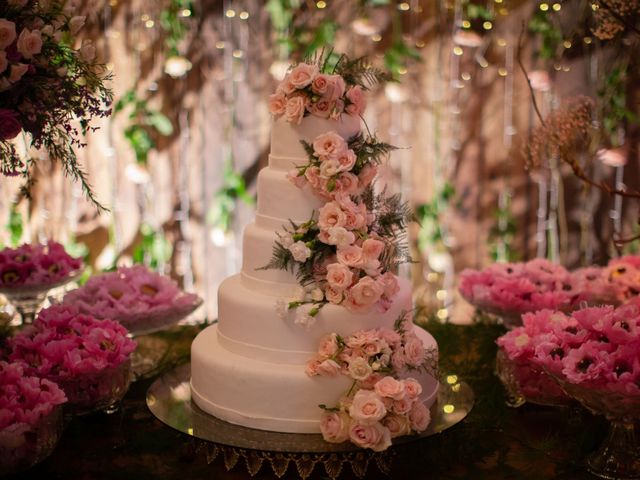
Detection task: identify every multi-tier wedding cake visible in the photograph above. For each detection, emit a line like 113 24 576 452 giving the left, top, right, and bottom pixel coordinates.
191 57 439 451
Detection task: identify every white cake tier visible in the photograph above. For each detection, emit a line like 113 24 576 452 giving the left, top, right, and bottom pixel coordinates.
256 167 324 226
190 324 439 433
218 273 413 363
269 114 361 171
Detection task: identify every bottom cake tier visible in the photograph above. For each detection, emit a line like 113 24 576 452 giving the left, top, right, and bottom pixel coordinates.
190 325 439 434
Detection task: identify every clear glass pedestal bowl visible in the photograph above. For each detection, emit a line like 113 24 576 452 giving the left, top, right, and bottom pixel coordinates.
546 371 640 479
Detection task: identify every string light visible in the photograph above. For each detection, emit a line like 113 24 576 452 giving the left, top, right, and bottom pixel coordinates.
437 308 449 320
225 9 236 18
462 20 471 28
461 72 471 81
495 0 503 3
443 404 455 413
398 2 410 10
371 33 382 42
562 65 571 72
316 1 326 8
398 66 407 75
540 3 549 11
554 63 562 71
416 40 425 48
563 40 572 48
141 14 149 21
453 46 463 56
483 21 493 30
180 8 191 17
232 50 244 58
215 41 225 49
498 67 508 76
552 3 561 10
145 20 154 28
584 36 593 44
591 3 599 10
499 7 508 15
497 38 507 47
239 11 249 19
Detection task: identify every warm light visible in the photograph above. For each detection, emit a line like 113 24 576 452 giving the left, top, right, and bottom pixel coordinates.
106 62 114 70
437 308 449 320
436 289 448 300
371 33 382 42
494 0 503 3
552 2 561 10
452 383 461 392
180 8 191 17
398 2 410 10
443 404 455 414
316 0 326 8
145 20 154 28
584 36 593 44
446 375 458 384
233 49 244 58
539 3 549 11
215 41 225 49
499 7 508 15
462 20 471 28
141 14 150 21
225 9 236 17
591 3 599 10
498 67 508 76
109 0 117 6
164 56 192 78
187 428 193 436
477 56 489 68
398 67 407 75
554 63 562 71
497 38 507 46
415 5 423 12
461 72 471 81
563 40 572 48
416 40 425 48
426 272 439 282
239 11 249 19
453 46 463 56
483 21 493 30
562 65 571 72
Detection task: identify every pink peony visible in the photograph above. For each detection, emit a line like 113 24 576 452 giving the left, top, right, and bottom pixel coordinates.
0 109 22 140
349 389 387 425
349 421 391 452
319 411 350 443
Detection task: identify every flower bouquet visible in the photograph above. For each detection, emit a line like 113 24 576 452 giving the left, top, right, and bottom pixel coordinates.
306 314 437 451
7 304 136 415
0 241 83 324
63 265 202 335
526 300 640 479
0 0 112 207
0 361 66 474
459 259 582 328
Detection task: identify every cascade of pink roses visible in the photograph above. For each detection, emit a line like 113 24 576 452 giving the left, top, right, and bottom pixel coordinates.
305 314 434 451
497 299 640 397
0 241 83 287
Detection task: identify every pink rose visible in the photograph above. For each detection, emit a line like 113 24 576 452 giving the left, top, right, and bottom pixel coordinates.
318 333 339 358
286 169 306 188
358 163 378 188
330 98 345 119
342 201 367 230
403 378 423 399
382 413 411 438
317 359 341 376
336 245 363 268
392 395 413 415
326 263 354 291
336 172 360 195
311 73 331 95
335 149 357 172
403 334 425 367
268 92 287 116
319 158 340 178
326 226 356 248
289 62 318 89
0 51 7 74
318 202 346 231
349 421 391 452
69 15 86 35
319 411 350 443
374 376 406 400
345 85 367 116
325 285 343 304
408 401 431 432
16 28 43 59
325 75 346 102
378 272 400 299
304 166 322 190
349 389 387 425
9 63 28 83
285 95 306 124
0 19 17 49
0 109 22 140
362 238 385 261
346 276 384 312
308 97 333 119
391 350 406 370
277 74 296 95
313 131 347 159
305 357 321 377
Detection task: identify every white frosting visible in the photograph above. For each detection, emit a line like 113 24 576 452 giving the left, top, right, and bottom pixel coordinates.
191 324 439 433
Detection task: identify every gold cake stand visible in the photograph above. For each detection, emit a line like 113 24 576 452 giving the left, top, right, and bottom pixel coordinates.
146 363 474 479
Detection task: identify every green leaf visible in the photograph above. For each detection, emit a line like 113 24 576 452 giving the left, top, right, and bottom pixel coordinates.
146 111 174 136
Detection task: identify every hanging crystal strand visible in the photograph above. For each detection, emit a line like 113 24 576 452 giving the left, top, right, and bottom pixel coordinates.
177 109 194 292
547 153 561 262
536 175 549 259
610 129 626 254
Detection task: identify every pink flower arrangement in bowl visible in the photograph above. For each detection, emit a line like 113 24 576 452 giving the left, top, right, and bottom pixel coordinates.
7 304 136 415
63 265 202 335
459 259 582 328
0 361 67 474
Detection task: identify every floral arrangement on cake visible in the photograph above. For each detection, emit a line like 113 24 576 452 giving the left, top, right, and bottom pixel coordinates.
268 53 388 124
602 255 640 302
497 300 640 404
459 259 584 322
306 313 435 451
7 304 136 411
264 131 411 323
63 264 201 333
0 241 83 288
0 360 66 470
0 0 112 207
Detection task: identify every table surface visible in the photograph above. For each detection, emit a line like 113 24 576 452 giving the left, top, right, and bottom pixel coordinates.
5 319 607 480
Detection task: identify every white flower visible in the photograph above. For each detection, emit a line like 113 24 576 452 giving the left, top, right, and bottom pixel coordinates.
69 16 86 36
319 159 340 178
290 286 306 302
348 357 373 381
294 309 316 330
279 233 294 248
275 298 287 319
289 240 311 262
310 288 324 302
327 226 355 248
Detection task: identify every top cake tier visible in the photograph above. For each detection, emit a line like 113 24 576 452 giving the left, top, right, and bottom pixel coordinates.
268 114 361 171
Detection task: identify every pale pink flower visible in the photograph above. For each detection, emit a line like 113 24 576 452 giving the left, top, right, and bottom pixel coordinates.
408 401 431 432
349 421 391 452
336 172 360 195
69 15 86 35
345 85 367 116
403 378 423 399
342 202 367 230
348 356 373 381
326 226 356 248
308 97 333 118
318 333 339 358
349 389 387 425
382 413 411 438
305 357 321 376
391 395 413 415
319 411 350 443
346 276 384 312
378 272 400 299
268 92 287 116
9 63 28 83
288 241 311 262
318 202 346 231
403 334 425 367
311 73 331 95
325 74 346 101
304 166 322 190
0 19 17 49
358 164 378 188
319 158 340 178
16 28 43 59
325 285 344 304
277 74 296 95
288 62 318 89
597 147 627 167
362 238 385 260
0 51 7 75
336 245 364 268
326 262 354 290
374 376 406 400
286 169 306 188
335 148 357 172
317 359 341 376
285 95 306 124
313 131 348 159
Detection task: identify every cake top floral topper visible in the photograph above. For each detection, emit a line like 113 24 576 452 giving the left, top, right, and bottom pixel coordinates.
0 0 112 210
268 51 390 124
